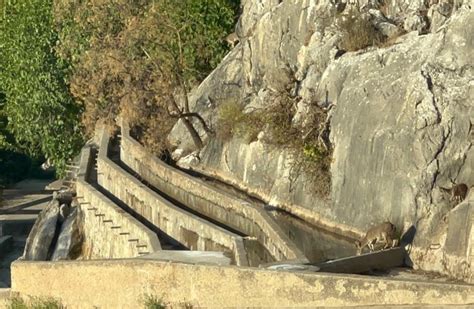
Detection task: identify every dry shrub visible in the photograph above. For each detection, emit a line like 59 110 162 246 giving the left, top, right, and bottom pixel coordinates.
216 91 332 197
217 101 263 143
54 0 238 156
337 10 386 51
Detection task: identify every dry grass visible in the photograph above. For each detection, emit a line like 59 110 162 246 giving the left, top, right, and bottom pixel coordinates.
216 101 263 143
216 91 332 197
337 10 385 51
8 296 63 309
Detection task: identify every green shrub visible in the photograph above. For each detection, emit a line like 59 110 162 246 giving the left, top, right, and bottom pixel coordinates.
0 0 83 175
217 101 263 143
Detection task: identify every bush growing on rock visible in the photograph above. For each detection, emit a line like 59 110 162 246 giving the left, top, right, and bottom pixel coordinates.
336 9 386 51
216 91 332 197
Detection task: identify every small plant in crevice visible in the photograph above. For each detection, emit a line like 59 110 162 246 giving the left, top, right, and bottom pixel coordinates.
216 100 263 144
142 294 166 309
336 9 386 51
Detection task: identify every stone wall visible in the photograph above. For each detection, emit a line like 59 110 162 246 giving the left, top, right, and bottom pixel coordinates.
11 259 474 308
95 128 248 266
76 146 161 259
119 120 306 262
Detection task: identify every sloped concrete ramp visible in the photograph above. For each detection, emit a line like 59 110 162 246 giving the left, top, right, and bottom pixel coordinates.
317 247 406 274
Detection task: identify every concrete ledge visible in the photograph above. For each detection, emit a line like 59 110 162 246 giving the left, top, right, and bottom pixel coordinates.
96 128 248 266
120 120 306 262
76 146 161 259
0 288 10 305
11 259 474 308
137 250 231 266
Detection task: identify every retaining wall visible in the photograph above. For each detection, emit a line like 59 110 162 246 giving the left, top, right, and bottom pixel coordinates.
120 120 306 262
96 128 248 266
11 259 474 308
76 146 161 259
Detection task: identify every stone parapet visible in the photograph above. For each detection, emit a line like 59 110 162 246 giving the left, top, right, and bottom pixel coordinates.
11 259 474 308
120 120 307 263
96 128 248 266
76 146 161 259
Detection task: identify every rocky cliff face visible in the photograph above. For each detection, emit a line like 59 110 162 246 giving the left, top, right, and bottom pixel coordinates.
168 0 473 280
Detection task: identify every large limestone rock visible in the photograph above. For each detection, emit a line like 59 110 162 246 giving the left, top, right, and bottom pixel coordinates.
23 199 60 260
168 0 473 281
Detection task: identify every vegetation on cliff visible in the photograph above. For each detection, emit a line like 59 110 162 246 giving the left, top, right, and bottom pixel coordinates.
217 91 332 197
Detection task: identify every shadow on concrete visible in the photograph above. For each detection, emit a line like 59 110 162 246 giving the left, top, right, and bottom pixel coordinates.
0 196 51 215
400 225 417 268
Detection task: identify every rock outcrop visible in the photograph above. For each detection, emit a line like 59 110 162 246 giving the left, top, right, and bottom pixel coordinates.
168 0 473 281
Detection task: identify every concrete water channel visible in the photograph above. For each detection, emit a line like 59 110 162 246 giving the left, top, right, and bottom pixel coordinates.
107 133 356 265
0 123 463 291
92 126 306 266
177 161 358 264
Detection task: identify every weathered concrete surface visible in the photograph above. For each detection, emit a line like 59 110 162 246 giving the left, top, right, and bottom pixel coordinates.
22 199 59 261
137 251 231 266
0 288 10 306
167 0 474 281
120 120 306 263
11 259 474 308
96 128 248 266
76 146 161 259
317 247 406 274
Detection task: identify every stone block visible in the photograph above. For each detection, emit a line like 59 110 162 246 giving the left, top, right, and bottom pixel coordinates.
445 202 473 258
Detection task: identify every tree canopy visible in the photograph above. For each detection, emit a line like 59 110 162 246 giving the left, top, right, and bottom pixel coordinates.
0 0 83 174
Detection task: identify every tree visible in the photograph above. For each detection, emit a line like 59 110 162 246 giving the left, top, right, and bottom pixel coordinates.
55 0 238 153
0 0 83 174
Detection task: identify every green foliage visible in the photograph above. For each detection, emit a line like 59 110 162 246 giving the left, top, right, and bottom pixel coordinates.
217 101 262 143
0 0 83 175
8 296 63 309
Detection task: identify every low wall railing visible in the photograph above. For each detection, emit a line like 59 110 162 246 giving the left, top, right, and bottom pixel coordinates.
76 145 161 259
96 127 248 266
119 119 307 263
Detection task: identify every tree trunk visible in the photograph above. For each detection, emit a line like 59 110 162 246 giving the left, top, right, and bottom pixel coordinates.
181 117 203 149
